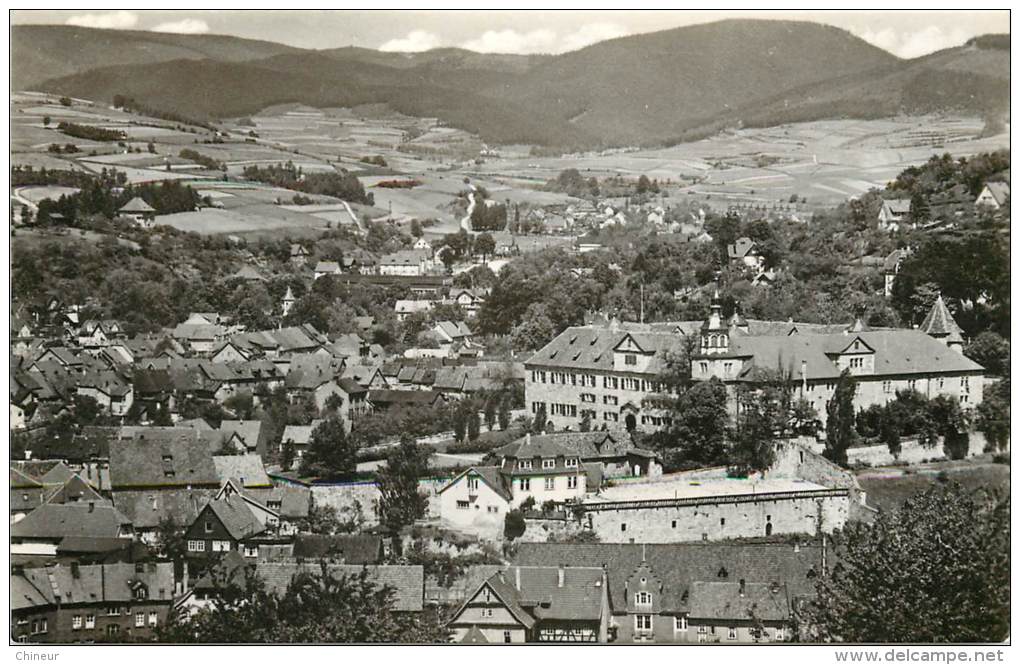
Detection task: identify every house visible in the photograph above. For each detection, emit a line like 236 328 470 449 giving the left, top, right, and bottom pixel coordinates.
975 181 1010 209
171 323 227 355
261 533 385 564
447 565 610 643
118 197 156 227
11 502 133 556
438 434 589 538
494 432 660 479
289 244 311 265
882 248 911 298
508 540 821 643
413 237 433 253
183 493 279 565
395 299 434 322
432 320 474 345
280 420 323 461
11 562 174 643
313 261 342 280
217 420 269 458
229 264 266 282
77 370 134 416
378 249 433 277
877 199 911 231
726 237 765 273
450 289 488 319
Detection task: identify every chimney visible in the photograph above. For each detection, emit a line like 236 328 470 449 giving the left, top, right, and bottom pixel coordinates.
71 562 80 578
88 501 95 513
557 564 565 588
515 566 521 591
525 432 531 446
739 579 746 597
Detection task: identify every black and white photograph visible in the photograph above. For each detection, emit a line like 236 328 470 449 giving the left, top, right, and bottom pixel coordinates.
6 7 1011 653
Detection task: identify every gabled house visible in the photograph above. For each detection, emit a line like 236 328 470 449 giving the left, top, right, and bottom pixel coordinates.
448 565 610 643
289 244 310 265
11 502 133 556
975 181 1009 209
77 370 134 416
183 493 274 564
12 562 174 643
119 197 156 227
432 320 474 346
449 289 488 318
726 237 765 273
438 434 589 537
313 261 342 280
877 199 911 231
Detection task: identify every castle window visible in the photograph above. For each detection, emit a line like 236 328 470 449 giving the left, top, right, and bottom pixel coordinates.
675 616 688 632
566 458 578 468
882 381 892 394
635 592 652 606
962 377 970 392
544 477 555 491
634 615 653 633
700 362 709 373
519 478 531 491
567 475 578 489
728 627 737 640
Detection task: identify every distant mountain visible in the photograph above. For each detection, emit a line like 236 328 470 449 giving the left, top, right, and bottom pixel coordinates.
481 19 900 145
724 37 1010 131
11 24 301 90
19 21 1011 148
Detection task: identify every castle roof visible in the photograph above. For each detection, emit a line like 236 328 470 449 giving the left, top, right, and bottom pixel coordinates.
919 295 963 337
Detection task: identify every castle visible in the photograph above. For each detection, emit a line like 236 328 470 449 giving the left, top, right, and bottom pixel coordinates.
524 294 984 433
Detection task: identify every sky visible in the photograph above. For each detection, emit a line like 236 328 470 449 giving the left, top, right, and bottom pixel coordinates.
10 9 1011 59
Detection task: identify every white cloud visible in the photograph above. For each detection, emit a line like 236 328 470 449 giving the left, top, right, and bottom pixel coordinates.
151 19 210 35
379 30 443 53
460 22 629 54
559 22 629 53
461 28 558 54
858 25 971 59
65 11 138 30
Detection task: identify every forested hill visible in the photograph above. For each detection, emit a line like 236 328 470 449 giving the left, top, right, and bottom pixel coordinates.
18 21 1010 148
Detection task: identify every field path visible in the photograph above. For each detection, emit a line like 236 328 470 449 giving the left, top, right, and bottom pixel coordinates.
340 200 365 233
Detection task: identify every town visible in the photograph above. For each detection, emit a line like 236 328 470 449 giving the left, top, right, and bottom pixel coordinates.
8 11 1011 647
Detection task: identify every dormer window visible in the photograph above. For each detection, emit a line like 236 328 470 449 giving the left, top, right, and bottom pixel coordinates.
542 458 555 469
134 587 147 600
518 460 532 470
565 458 578 468
624 354 637 365
635 591 652 606
162 455 172 463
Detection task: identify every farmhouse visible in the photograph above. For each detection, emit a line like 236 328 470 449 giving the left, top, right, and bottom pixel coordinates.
118 197 155 228
878 198 911 230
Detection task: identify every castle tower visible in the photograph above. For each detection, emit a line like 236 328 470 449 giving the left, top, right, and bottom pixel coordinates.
281 286 296 317
700 288 729 355
919 294 965 353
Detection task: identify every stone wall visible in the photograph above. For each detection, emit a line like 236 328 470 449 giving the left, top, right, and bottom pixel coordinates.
584 493 850 544
310 476 454 527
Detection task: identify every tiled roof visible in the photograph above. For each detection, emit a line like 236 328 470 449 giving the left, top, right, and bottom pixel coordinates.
111 488 212 530
19 562 173 607
474 566 606 625
218 420 263 452
109 428 221 489
205 495 266 540
982 181 1010 205
281 420 323 446
212 455 273 488
919 295 963 337
11 503 131 541
439 466 512 502
243 486 312 520
511 542 824 614
882 199 912 214
368 389 444 406
290 534 384 564
120 197 155 213
687 581 790 622
493 434 576 461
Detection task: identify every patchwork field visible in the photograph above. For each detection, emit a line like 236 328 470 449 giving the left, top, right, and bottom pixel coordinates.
10 91 1010 237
